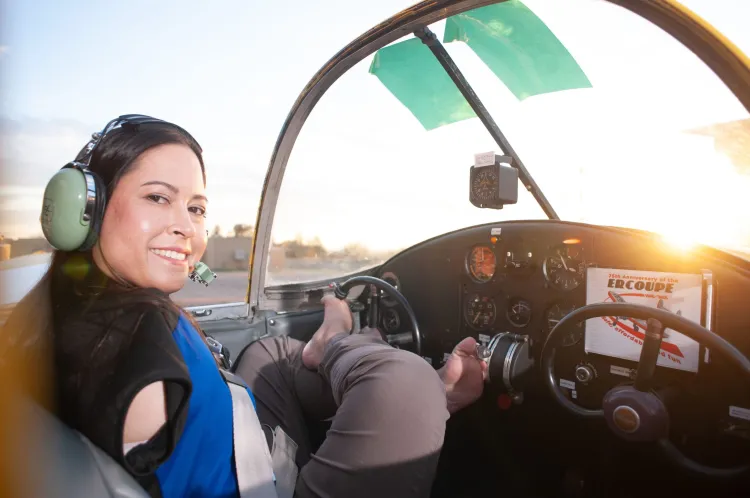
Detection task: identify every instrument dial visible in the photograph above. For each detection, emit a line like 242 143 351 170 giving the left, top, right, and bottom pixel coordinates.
507 298 532 328
381 308 401 333
546 303 583 347
465 294 497 330
471 168 498 202
467 245 496 283
543 244 586 291
380 271 400 307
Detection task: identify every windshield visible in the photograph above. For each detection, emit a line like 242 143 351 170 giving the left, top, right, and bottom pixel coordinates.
267 0 750 287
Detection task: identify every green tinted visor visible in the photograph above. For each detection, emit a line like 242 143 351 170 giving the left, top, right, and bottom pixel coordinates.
369 1 592 130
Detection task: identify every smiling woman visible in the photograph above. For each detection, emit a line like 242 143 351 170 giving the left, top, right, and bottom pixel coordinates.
3 115 209 324
1 115 239 497
92 144 208 294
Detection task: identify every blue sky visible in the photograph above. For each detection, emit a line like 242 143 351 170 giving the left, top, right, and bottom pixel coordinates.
0 0 418 121
0 0 419 239
1 0 749 255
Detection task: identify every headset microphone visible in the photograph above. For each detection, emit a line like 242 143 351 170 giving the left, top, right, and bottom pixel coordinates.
189 262 217 286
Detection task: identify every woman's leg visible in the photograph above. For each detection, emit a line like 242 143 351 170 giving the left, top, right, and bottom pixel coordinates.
235 334 449 498
234 335 337 466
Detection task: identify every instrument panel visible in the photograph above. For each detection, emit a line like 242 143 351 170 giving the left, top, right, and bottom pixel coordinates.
379 220 735 355
376 220 750 424
452 230 595 349
374 220 750 353
374 219 750 477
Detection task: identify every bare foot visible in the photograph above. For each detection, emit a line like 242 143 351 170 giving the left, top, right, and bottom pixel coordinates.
302 295 353 369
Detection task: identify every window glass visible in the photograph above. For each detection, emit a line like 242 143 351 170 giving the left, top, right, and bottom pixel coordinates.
265 0 750 289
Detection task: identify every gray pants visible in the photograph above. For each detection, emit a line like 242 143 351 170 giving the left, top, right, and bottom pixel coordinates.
234 334 449 498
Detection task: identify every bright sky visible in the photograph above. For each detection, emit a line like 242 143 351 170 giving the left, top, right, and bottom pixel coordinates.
0 0 421 238
2 0 749 261
271 0 750 253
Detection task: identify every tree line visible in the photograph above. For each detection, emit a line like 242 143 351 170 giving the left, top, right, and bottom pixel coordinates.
209 225 395 261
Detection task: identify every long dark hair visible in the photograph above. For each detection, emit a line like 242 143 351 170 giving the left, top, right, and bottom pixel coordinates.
1 119 210 406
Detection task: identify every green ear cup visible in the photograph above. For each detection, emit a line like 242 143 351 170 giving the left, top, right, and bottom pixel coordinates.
40 168 94 251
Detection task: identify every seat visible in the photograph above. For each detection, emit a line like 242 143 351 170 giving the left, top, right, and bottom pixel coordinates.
15 396 148 498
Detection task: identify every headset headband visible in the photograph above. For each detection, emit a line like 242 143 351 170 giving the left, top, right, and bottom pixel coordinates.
71 114 203 168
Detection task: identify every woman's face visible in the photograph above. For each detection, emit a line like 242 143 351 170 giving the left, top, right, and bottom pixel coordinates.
93 143 208 294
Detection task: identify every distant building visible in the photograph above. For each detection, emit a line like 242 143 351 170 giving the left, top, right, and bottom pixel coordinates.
202 236 253 271
4 237 53 260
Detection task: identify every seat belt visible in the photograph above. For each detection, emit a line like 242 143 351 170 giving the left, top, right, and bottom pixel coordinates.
219 368 298 498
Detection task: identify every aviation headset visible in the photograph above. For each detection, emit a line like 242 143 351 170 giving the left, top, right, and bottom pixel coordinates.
40 114 202 252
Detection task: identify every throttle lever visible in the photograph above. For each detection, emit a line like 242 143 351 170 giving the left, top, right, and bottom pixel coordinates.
476 343 492 363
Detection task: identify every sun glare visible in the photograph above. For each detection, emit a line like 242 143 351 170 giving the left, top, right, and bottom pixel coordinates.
659 230 700 252
653 206 747 253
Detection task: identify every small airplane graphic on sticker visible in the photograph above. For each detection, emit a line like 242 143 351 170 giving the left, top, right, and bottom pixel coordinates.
607 290 681 333
604 291 685 358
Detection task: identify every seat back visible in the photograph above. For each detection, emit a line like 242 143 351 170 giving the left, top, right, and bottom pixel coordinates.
16 397 149 498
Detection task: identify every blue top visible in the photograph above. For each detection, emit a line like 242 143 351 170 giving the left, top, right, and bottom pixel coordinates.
155 314 256 498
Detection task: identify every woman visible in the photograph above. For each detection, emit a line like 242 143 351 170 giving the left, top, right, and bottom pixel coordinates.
5 114 486 498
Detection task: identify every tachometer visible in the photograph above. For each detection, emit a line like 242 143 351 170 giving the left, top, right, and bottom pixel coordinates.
465 294 497 330
546 303 583 347
467 245 496 283
543 244 585 291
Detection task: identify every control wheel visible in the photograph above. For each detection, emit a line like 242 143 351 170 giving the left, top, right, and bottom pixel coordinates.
541 302 750 478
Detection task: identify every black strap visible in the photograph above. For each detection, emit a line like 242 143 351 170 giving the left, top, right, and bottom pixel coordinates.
206 335 232 370
220 369 249 389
